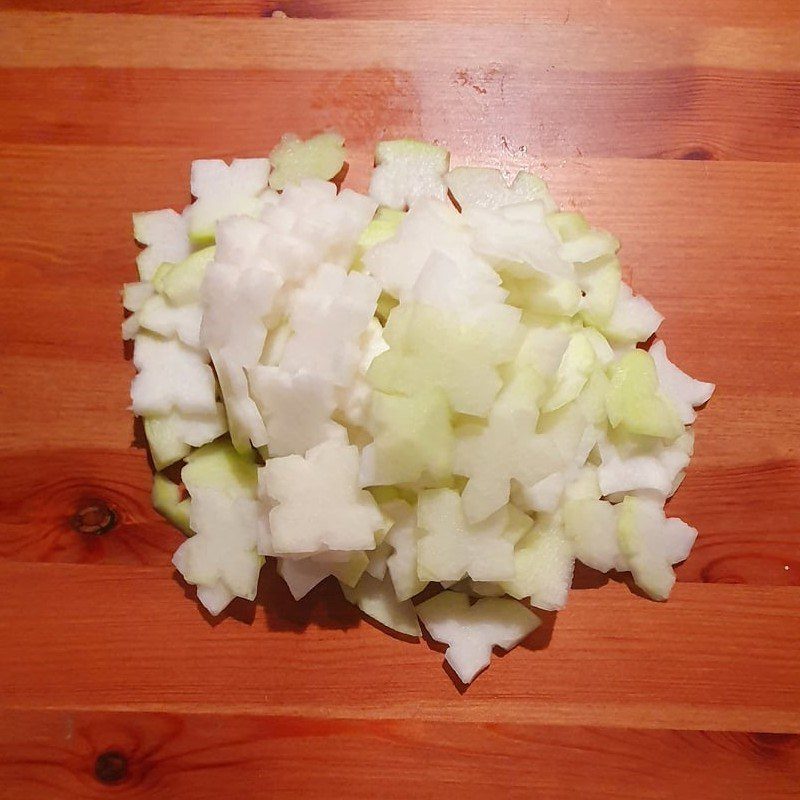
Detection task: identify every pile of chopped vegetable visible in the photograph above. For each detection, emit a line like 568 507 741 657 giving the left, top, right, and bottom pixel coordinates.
124 132 714 684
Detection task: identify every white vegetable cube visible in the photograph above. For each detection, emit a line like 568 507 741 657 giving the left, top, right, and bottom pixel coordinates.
131 333 217 417
133 208 191 281
416 591 540 684
617 495 698 601
649 340 715 425
186 158 271 244
172 488 264 615
416 489 517 583
446 167 556 212
280 264 380 387
263 440 386 555
369 139 450 209
250 365 344 457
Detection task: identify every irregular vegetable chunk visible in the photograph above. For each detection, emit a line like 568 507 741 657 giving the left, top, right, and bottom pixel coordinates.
269 131 347 190
369 139 449 209
416 591 540 684
416 489 517 583
262 440 385 555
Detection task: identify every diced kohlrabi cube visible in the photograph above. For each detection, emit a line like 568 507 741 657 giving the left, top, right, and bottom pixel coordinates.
369 139 450 209
597 429 693 498
447 167 556 212
181 438 258 497
649 340 715 425
341 572 421 637
617 495 698 600
600 283 663 344
558 229 619 265
144 403 227 470
416 489 517 583
541 331 597 413
606 349 684 440
280 264 380 388
268 131 347 191
133 208 191 282
563 498 624 573
155 246 216 306
463 204 574 280
262 440 385 555
384 500 427 602
416 591 540 684
363 386 454 486
122 281 155 312
501 512 574 610
152 473 192 535
172 487 264 614
367 302 522 417
131 332 217 417
136 294 204 349
185 158 271 245
249 365 344 457
454 399 561 523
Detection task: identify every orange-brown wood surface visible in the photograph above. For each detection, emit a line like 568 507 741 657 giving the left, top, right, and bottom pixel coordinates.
0 5 798 798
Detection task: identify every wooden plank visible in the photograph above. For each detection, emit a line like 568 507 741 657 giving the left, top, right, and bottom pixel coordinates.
2 66 798 162
1 12 798 73
3 0 799 27
0 446 797 584
0 561 798 732
1 708 798 800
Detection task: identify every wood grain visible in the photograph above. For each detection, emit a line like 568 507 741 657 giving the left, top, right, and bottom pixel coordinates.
1 561 799 733
1 709 799 800
1 6 799 797
4 0 800 26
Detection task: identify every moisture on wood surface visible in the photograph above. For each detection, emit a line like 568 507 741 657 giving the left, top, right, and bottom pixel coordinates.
0 5 798 798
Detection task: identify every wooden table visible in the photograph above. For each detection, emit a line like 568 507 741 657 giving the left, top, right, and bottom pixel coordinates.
1 2 799 797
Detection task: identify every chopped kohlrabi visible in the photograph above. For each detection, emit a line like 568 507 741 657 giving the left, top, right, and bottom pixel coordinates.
126 132 714 684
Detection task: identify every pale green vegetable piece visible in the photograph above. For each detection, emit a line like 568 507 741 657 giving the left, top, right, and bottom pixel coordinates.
144 405 228 470
152 473 192 535
502 272 581 317
606 349 684 440
416 489 516 582
384 500 427 602
365 386 454 486
546 211 590 242
577 256 622 326
156 246 216 306
563 498 621 573
182 438 258 498
268 131 347 191
341 572 421 637
542 331 597 412
447 167 556 212
617 496 697 601
367 303 521 417
559 229 619 264
501 512 575 610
